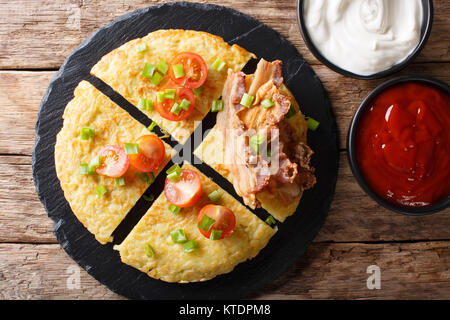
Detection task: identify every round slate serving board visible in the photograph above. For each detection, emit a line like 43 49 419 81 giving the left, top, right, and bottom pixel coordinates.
32 2 338 299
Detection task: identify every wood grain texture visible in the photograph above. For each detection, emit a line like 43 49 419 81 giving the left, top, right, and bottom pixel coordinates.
0 156 55 243
1 154 448 244
256 241 450 300
0 71 54 156
0 0 448 69
0 244 121 299
0 242 448 299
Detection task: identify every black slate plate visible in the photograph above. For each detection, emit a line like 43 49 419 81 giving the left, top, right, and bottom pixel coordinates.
32 2 338 299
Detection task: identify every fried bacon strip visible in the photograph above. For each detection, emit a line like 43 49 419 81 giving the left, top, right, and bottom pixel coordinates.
217 59 316 208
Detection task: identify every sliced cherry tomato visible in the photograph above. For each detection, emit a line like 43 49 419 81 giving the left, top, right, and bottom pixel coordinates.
155 86 195 121
129 135 166 173
197 204 236 239
169 52 208 89
95 145 130 178
164 169 202 207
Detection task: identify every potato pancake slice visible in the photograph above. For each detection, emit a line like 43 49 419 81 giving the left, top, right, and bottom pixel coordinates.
114 163 276 283
91 29 255 143
55 81 174 244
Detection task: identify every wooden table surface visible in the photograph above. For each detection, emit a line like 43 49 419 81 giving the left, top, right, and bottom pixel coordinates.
0 0 449 300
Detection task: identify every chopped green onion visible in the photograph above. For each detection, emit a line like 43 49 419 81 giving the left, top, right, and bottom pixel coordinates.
169 204 181 215
249 134 266 155
80 164 92 175
143 194 154 202
286 105 297 119
199 215 215 232
164 88 176 100
114 177 125 187
95 184 107 197
80 127 94 140
89 156 101 167
240 93 254 108
167 171 181 182
166 163 182 176
211 58 226 71
88 156 101 173
261 98 274 109
136 44 147 53
138 98 153 111
142 63 155 78
183 240 198 253
208 190 221 203
210 229 223 240
157 60 169 75
172 64 185 78
157 91 166 102
150 72 163 86
307 117 320 131
164 93 175 100
179 99 191 111
137 172 155 184
166 164 181 181
170 229 188 244
137 98 146 110
124 143 139 154
265 215 276 226
193 87 203 97
170 102 182 115
211 99 223 112
147 121 157 131
144 243 154 258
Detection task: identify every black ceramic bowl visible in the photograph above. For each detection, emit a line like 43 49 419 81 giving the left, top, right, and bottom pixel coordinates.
347 75 450 215
297 0 434 80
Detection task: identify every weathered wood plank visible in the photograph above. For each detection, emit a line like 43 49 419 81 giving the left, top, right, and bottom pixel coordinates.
1 242 448 299
0 156 55 243
0 244 122 299
255 241 450 300
0 71 55 155
0 0 448 69
1 154 448 244
1 64 449 157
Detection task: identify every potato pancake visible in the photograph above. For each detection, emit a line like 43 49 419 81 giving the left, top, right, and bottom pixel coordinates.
55 81 174 244
114 163 276 283
91 29 255 143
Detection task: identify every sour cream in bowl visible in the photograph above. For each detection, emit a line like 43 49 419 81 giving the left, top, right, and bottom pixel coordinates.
297 0 433 79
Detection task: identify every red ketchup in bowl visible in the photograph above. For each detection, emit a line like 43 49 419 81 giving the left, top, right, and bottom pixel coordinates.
356 82 450 208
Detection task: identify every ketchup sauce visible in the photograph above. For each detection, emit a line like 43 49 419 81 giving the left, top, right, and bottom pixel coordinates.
356 82 450 208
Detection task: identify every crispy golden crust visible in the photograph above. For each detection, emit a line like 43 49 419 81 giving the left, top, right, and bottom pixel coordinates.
91 29 255 143
114 163 276 283
55 81 174 244
194 85 309 222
